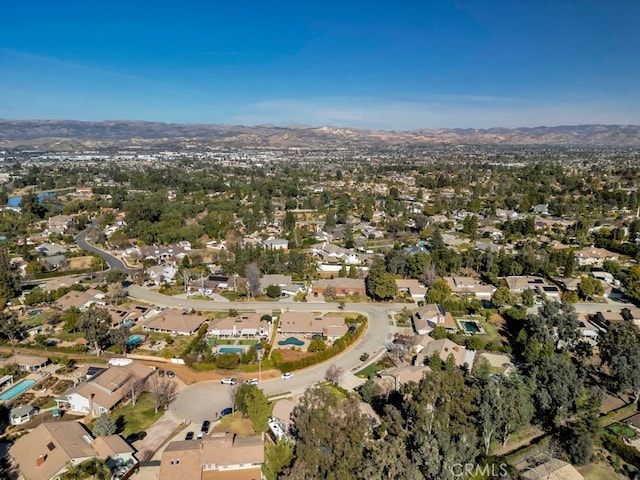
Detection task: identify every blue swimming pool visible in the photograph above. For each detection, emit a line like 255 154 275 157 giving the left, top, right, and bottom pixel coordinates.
126 334 144 348
0 379 36 401
219 347 243 354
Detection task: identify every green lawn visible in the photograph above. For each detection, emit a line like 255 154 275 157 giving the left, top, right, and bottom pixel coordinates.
606 423 637 439
239 339 258 345
22 310 57 328
112 392 164 436
356 363 383 379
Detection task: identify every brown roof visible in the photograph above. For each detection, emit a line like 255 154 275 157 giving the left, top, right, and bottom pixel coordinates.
56 290 97 310
201 467 262 480
92 435 134 458
278 312 346 335
201 433 264 468
10 422 96 480
158 441 202 480
144 310 206 334
6 353 49 367
68 362 154 412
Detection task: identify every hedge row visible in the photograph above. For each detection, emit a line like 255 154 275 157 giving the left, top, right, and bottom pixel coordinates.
278 318 368 372
602 433 640 469
182 322 209 357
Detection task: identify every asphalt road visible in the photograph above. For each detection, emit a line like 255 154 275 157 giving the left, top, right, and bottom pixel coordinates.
76 232 402 423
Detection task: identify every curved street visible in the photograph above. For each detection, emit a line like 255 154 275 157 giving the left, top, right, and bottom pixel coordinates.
76 231 403 423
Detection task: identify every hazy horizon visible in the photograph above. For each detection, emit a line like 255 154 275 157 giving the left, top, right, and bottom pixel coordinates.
2 1 639 129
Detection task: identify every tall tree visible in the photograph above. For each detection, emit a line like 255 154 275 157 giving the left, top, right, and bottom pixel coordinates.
149 375 178 413
78 307 111 356
598 322 640 402
92 413 117 436
288 385 368 479
263 438 294 480
246 262 261 298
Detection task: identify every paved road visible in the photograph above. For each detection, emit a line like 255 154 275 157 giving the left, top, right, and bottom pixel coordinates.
76 228 129 272
76 232 402 423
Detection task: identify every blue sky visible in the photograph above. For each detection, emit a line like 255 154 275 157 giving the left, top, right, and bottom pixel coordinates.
1 1 639 129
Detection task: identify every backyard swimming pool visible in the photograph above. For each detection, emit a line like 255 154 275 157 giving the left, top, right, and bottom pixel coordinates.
460 321 481 334
219 347 243 354
0 379 36 401
28 309 42 317
126 334 145 348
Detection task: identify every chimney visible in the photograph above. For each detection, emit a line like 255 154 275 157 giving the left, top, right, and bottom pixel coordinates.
88 393 95 419
36 455 47 466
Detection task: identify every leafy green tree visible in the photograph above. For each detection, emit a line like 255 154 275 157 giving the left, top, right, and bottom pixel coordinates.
626 265 640 303
308 338 326 352
425 278 451 304
236 385 271 432
366 258 398 301
78 306 111 356
289 385 368 479
263 439 294 480
562 290 579 304
0 311 22 350
106 270 127 285
93 413 117 436
598 322 640 402
61 458 110 480
491 285 514 307
0 248 20 308
577 276 604 300
532 353 581 428
265 285 281 298
521 288 535 307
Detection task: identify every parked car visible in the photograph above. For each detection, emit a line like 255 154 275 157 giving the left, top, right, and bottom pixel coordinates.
281 372 294 380
201 420 210 433
157 369 165 377
185 431 194 441
197 431 204 439
221 377 238 385
166 370 175 378
125 431 147 443
220 407 233 417
244 378 259 386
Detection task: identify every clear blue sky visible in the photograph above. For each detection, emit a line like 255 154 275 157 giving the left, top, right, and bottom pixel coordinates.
1 1 638 129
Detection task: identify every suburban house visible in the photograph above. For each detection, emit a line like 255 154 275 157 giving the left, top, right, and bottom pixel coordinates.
208 313 271 339
621 307 640 327
10 421 136 480
278 312 348 339
56 289 106 311
56 362 154 416
311 242 362 265
158 433 264 480
9 405 40 425
503 276 548 293
138 245 189 263
311 278 366 297
46 214 75 235
395 279 428 302
35 243 68 257
412 304 458 334
260 274 303 296
414 336 476 369
444 276 494 299
143 309 206 336
591 309 630 331
146 263 179 285
263 238 289 250
575 247 618 268
0 353 49 371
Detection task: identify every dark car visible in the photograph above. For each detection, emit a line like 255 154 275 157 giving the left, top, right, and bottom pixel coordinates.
201 420 211 433
166 370 175 378
157 369 165 377
220 407 233 417
125 431 147 443
185 431 194 441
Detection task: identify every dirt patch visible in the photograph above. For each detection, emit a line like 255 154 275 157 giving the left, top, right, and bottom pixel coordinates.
139 360 282 385
277 349 312 362
212 414 256 436
52 379 75 395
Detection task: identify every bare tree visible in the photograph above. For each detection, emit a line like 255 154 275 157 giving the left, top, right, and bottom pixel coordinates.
126 377 147 406
325 364 344 385
246 262 261 298
149 375 178 413
107 283 127 305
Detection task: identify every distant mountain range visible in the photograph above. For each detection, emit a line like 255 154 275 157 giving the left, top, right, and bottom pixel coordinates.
1 120 639 149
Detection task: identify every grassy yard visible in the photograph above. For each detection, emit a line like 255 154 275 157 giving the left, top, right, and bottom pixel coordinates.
577 463 628 480
239 339 258 345
21 310 57 328
356 363 384 379
112 392 164 436
606 423 637 439
213 413 256 436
